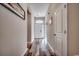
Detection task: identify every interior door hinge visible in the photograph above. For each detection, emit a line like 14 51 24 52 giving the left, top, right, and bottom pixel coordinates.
64 5 66 8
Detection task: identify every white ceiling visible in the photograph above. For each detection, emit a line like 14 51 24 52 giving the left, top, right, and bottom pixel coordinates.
28 3 49 17
48 3 62 14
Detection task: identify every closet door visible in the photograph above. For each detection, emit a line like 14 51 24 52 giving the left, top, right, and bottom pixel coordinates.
53 4 67 56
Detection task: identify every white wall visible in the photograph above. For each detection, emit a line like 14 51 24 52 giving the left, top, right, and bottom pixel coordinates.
46 4 61 52
46 14 55 52
0 4 27 56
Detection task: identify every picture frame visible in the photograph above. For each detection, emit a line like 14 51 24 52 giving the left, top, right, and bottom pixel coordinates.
0 3 25 20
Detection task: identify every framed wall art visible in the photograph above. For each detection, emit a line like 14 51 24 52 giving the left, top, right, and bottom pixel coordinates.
0 3 25 20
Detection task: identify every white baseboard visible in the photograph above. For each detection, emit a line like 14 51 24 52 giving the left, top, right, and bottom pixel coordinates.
21 48 27 56
27 39 34 44
47 42 54 53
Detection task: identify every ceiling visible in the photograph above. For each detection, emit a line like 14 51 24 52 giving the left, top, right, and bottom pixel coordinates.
48 3 62 14
28 3 49 17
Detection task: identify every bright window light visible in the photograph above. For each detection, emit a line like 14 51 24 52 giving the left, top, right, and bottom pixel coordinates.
35 20 43 23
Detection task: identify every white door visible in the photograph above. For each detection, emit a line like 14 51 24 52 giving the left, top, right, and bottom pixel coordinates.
53 4 67 56
34 19 45 39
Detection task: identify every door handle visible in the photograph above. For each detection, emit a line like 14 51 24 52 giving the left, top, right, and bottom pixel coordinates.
64 30 66 34
53 34 56 36
40 30 42 32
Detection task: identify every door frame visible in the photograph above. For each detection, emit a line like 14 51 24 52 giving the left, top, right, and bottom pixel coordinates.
34 17 45 39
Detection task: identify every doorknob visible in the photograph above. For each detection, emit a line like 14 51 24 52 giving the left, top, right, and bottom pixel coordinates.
40 30 42 32
53 34 56 36
64 30 66 34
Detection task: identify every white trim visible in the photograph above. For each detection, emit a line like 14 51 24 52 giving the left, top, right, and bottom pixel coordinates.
31 38 34 43
47 42 54 53
21 48 27 56
27 39 34 44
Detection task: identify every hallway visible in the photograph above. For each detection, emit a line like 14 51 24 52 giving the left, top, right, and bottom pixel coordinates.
26 3 67 56
0 3 67 56
0 3 79 56
26 38 55 56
